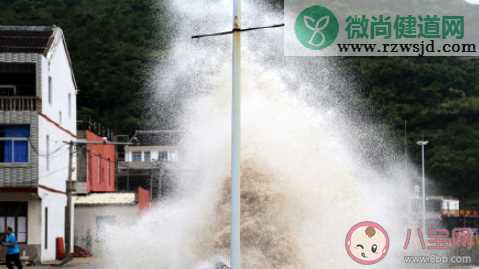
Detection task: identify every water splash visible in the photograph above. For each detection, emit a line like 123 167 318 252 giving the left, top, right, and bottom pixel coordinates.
99 0 419 268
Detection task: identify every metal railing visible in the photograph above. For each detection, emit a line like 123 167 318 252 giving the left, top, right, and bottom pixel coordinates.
0 96 40 111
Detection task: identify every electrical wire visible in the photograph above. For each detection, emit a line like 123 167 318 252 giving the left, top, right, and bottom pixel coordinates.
28 140 67 158
85 149 116 164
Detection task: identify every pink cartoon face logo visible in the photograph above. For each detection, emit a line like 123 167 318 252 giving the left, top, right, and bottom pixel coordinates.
345 221 389 265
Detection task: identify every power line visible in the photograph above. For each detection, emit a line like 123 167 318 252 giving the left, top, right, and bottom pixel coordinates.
85 149 116 165
38 165 70 178
28 140 67 158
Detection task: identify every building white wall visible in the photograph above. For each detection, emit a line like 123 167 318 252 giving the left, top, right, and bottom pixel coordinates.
39 190 66 262
37 31 77 185
74 205 139 255
37 31 77 189
41 36 77 133
37 117 74 190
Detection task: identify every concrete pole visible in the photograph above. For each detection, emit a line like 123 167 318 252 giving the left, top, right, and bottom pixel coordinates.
65 141 74 255
231 0 241 268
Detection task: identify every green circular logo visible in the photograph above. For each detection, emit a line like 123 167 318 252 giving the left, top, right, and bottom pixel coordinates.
295 5 339 50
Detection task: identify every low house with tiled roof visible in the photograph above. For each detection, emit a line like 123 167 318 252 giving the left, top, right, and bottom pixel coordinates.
74 189 150 255
0 25 77 263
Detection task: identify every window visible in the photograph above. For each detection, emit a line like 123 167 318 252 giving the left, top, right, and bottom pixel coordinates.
68 93 72 117
132 151 142 162
17 217 27 243
158 151 168 161
144 151 151 162
46 135 50 171
0 202 28 243
59 111 62 124
48 76 52 104
0 85 16 96
0 125 29 163
44 207 48 249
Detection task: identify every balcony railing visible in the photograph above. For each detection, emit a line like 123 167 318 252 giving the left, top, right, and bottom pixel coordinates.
0 96 40 111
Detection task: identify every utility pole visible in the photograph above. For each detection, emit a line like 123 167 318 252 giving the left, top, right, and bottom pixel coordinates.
192 4 283 268
417 140 429 235
230 0 241 267
65 141 74 256
64 139 132 256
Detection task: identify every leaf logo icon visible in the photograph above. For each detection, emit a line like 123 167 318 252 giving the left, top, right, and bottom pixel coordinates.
304 15 330 47
295 5 339 50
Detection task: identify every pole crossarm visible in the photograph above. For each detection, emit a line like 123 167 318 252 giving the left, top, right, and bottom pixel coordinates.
191 23 284 39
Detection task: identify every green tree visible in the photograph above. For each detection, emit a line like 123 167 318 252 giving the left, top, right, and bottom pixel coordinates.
348 57 479 203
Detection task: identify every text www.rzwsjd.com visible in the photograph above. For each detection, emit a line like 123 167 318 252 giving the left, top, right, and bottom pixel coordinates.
337 40 477 56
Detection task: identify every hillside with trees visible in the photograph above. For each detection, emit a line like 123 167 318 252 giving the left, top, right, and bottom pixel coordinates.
348 57 479 204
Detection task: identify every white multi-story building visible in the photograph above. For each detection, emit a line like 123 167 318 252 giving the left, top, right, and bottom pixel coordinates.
0 25 77 262
118 130 180 200
124 130 180 163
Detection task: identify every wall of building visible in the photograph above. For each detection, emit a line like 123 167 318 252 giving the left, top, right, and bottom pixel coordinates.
27 198 41 261
28 199 41 245
37 38 77 191
86 131 116 192
37 116 73 191
37 33 76 262
41 37 77 133
74 205 138 255
39 189 66 262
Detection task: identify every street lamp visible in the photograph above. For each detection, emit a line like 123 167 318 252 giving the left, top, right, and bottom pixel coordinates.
417 140 429 234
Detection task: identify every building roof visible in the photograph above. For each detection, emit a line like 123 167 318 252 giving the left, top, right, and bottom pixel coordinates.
0 25 56 54
129 130 181 146
0 25 78 91
75 193 136 206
